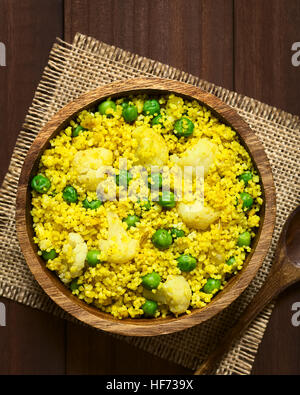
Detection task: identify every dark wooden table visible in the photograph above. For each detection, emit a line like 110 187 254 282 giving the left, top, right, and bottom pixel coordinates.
0 0 299 375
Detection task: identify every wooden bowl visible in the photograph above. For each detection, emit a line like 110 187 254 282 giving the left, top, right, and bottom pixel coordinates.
16 78 276 336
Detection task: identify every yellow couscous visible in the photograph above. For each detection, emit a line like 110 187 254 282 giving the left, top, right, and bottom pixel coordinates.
30 94 262 319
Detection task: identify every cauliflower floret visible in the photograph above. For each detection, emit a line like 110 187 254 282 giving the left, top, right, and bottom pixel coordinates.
132 126 169 168
60 233 87 283
170 138 217 176
144 275 191 315
72 147 113 191
99 211 139 264
177 200 219 230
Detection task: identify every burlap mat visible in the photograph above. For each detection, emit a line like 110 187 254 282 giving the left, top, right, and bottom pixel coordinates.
0 33 299 375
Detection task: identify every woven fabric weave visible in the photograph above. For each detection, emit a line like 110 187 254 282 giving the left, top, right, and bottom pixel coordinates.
0 33 299 374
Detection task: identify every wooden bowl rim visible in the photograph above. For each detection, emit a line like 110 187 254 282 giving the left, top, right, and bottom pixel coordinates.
16 77 276 336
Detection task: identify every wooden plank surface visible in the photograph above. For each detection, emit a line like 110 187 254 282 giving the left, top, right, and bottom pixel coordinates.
234 0 300 114
0 298 66 374
0 0 64 183
64 0 234 89
0 0 300 375
233 0 300 375
66 322 190 374
252 284 300 375
0 0 65 375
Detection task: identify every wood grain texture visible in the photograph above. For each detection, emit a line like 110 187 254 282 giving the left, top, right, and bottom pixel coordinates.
0 0 64 184
252 282 300 375
65 322 191 374
64 0 234 89
0 0 66 375
234 0 300 375
234 0 300 114
15 78 276 336
0 297 66 374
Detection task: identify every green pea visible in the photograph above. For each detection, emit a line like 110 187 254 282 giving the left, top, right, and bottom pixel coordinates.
31 174 51 194
41 249 57 261
148 172 162 190
86 250 101 267
151 114 164 127
70 278 79 291
202 278 221 294
142 300 158 317
152 229 173 250
170 228 185 239
226 256 235 266
176 254 197 272
158 191 176 209
123 214 140 229
141 272 161 290
121 101 129 109
116 170 133 187
240 192 254 210
239 171 253 185
237 231 251 247
72 125 87 137
138 199 152 211
62 186 78 204
98 100 116 116
82 198 102 210
143 99 160 116
122 105 138 123
173 117 194 137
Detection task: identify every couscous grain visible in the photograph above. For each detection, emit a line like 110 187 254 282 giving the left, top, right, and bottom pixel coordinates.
30 94 262 319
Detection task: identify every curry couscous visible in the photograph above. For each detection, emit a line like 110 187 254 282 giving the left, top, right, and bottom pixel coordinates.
30 94 262 319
